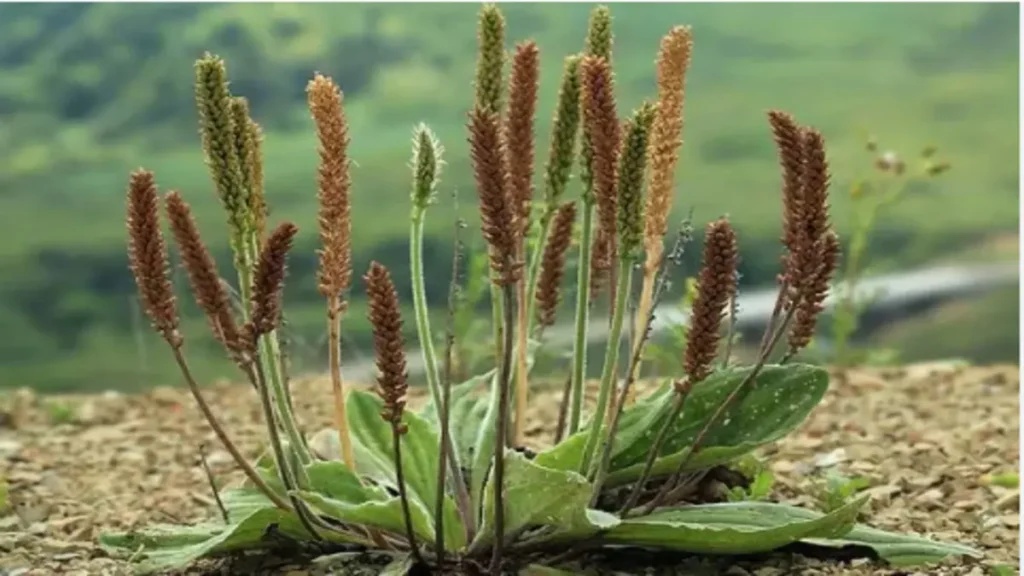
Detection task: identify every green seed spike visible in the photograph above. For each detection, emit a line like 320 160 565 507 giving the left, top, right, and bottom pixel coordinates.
411 123 443 211
194 54 249 254
543 55 583 210
475 4 506 115
617 102 657 259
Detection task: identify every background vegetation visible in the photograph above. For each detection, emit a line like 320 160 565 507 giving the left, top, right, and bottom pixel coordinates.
0 3 1017 392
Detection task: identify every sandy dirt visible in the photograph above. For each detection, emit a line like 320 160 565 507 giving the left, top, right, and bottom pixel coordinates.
0 362 1018 575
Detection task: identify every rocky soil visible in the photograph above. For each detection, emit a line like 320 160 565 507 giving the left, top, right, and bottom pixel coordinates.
0 363 1018 575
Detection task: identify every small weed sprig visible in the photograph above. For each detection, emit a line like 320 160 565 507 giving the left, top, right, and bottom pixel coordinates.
109 5 980 575
831 139 952 366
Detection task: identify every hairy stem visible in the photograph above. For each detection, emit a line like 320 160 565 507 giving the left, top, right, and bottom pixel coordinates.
169 344 290 511
410 211 446 422
411 210 472 537
580 259 633 475
489 282 517 574
250 352 321 540
327 298 355 469
568 203 596 434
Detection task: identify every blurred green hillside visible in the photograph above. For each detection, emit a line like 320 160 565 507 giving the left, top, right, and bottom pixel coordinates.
0 3 1017 391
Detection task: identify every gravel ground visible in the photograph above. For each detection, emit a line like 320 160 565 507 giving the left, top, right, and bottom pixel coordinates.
0 362 1018 575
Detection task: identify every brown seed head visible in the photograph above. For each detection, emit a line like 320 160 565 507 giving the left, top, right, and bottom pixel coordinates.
468 106 521 286
786 127 832 303
165 191 243 357
505 41 540 238
250 222 298 337
307 73 353 300
680 218 738 390
644 26 693 270
580 56 621 295
767 110 806 271
126 169 179 344
535 201 577 329
787 230 840 356
365 262 409 432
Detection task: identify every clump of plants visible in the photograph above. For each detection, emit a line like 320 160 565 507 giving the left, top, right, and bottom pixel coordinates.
105 5 981 574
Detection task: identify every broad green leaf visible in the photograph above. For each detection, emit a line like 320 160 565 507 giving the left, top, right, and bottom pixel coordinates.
472 450 595 552
99 504 355 574
803 523 983 567
611 364 829 470
305 460 387 503
423 340 539 465
296 490 465 549
345 391 440 513
605 443 777 487
470 372 501 519
539 365 827 480
604 497 866 554
535 432 587 472
345 391 464 548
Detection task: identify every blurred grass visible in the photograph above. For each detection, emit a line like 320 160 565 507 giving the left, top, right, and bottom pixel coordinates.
0 3 1017 391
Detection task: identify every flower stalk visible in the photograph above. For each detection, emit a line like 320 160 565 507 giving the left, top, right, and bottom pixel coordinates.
579 102 654 475
308 73 356 471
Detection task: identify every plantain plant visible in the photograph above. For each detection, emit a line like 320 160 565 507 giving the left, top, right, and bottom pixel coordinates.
104 4 981 575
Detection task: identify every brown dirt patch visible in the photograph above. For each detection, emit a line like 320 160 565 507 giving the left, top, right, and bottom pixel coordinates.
1 363 1018 575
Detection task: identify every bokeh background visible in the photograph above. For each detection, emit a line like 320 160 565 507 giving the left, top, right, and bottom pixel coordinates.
0 3 1018 393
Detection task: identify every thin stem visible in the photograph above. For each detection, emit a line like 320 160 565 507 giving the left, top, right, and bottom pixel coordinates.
642 302 799 514
568 203 596 434
721 292 739 369
199 444 230 523
327 298 356 469
437 216 474 555
490 283 504 371
579 259 633 475
513 259 529 446
489 282 516 574
412 210 472 537
242 235 312 472
630 251 659 381
591 253 675 504
618 391 686 515
554 372 573 444
168 344 290 511
393 426 426 568
250 351 322 540
409 211 446 424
